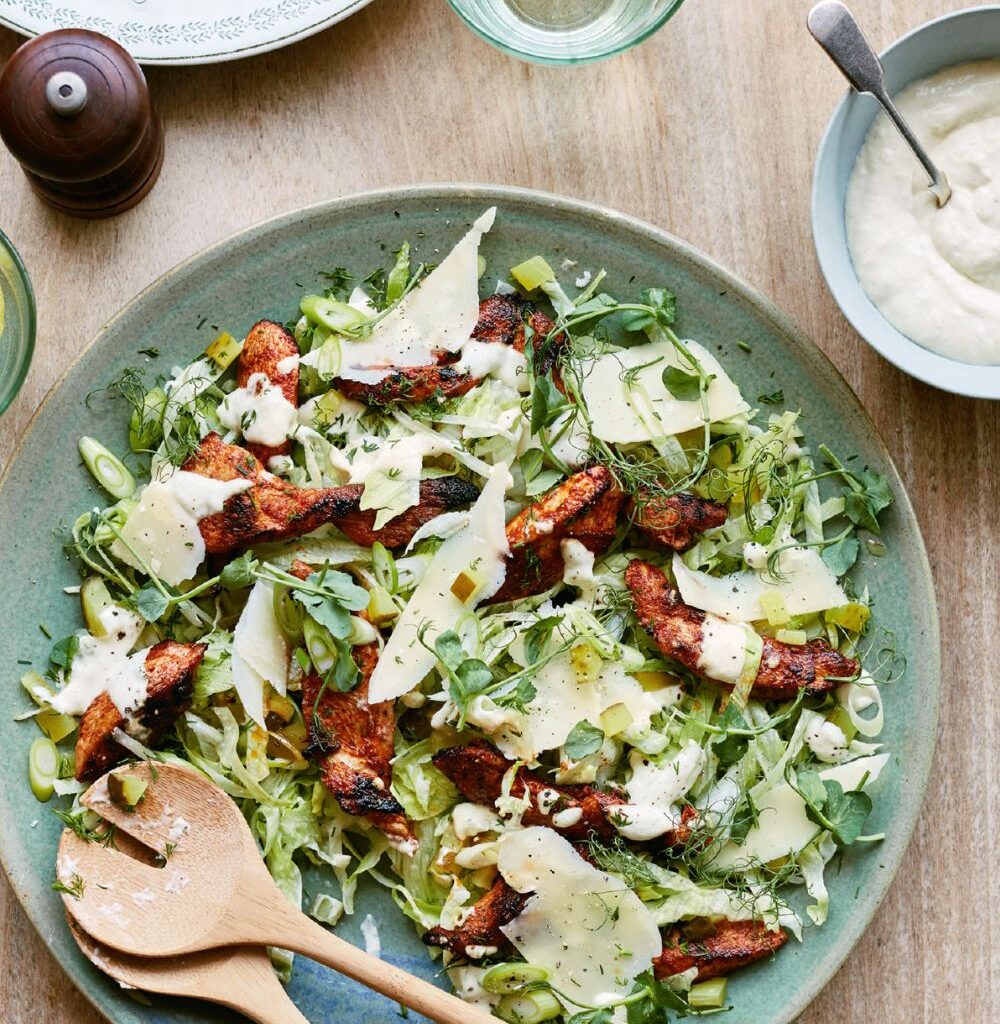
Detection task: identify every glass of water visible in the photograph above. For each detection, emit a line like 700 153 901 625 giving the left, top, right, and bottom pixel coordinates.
447 0 686 65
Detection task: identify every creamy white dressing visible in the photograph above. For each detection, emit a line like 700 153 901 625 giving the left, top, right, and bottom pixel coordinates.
360 914 381 957
613 741 706 842
276 353 300 375
697 616 754 685
452 802 502 840
447 966 501 1011
455 339 529 391
560 538 600 604
551 806 583 829
218 372 299 446
464 944 499 960
51 607 148 719
847 60 1000 364
805 718 848 764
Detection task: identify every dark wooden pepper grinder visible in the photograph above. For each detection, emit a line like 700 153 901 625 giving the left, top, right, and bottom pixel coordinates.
0 29 164 218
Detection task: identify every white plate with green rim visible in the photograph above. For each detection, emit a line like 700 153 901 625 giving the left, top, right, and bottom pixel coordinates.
0 0 373 65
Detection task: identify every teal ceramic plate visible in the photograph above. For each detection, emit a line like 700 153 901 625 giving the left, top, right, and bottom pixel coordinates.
0 185 939 1024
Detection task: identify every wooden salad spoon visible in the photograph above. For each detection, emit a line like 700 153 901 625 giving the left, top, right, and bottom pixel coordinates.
67 916 309 1024
57 762 495 1024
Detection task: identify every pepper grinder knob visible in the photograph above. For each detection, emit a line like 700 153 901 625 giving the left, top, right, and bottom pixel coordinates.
0 29 164 218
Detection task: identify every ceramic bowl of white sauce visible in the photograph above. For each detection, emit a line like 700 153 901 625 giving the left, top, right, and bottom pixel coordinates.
812 5 1000 399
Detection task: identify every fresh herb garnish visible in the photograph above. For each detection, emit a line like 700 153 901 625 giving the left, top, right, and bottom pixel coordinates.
564 720 604 760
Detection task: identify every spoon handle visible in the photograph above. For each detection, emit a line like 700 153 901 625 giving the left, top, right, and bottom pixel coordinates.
259 902 496 1024
207 947 312 1024
808 0 951 205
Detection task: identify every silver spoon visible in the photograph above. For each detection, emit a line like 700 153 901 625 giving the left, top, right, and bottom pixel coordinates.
808 0 952 207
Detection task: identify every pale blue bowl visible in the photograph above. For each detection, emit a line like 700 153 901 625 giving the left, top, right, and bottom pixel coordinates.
812 5 1000 400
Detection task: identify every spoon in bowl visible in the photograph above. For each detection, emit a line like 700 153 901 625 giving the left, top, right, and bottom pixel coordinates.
56 762 496 1024
808 0 952 206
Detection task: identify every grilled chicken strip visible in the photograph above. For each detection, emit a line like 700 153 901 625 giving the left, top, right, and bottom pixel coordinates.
423 875 528 957
236 319 300 465
184 432 479 554
625 560 857 700
75 641 206 781
654 920 788 981
333 294 563 406
433 739 626 843
630 490 728 552
302 641 416 853
489 466 626 604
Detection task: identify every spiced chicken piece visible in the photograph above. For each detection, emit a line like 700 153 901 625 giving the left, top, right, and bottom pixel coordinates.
301 643 416 853
489 466 626 604
423 876 528 957
625 560 857 700
654 919 788 981
75 641 206 781
236 319 300 465
630 490 728 552
184 432 479 555
433 739 626 844
333 294 564 406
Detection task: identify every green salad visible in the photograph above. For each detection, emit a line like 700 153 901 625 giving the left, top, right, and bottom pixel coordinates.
21 208 899 1023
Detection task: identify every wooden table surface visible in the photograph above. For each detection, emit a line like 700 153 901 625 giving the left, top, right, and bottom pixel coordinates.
0 0 996 1020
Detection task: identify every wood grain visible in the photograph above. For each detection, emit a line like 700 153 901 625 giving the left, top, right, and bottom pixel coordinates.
0 1 996 1021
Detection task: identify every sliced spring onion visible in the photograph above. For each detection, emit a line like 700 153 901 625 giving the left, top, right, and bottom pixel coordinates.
775 628 808 645
78 437 136 500
303 617 336 675
824 602 871 633
481 962 551 995
510 256 555 293
204 330 242 370
310 892 345 927
385 242 411 305
300 294 368 335
371 542 398 594
80 576 114 637
20 672 77 742
495 990 561 1024
29 736 59 802
272 583 305 640
688 977 728 1009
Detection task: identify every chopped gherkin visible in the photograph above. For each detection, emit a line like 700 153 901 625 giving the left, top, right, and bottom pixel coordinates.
107 771 148 810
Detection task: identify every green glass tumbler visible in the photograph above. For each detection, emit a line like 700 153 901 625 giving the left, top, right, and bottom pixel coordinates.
0 229 36 417
447 0 687 65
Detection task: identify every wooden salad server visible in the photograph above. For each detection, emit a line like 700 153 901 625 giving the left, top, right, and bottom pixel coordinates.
56 762 496 1024
68 916 309 1024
